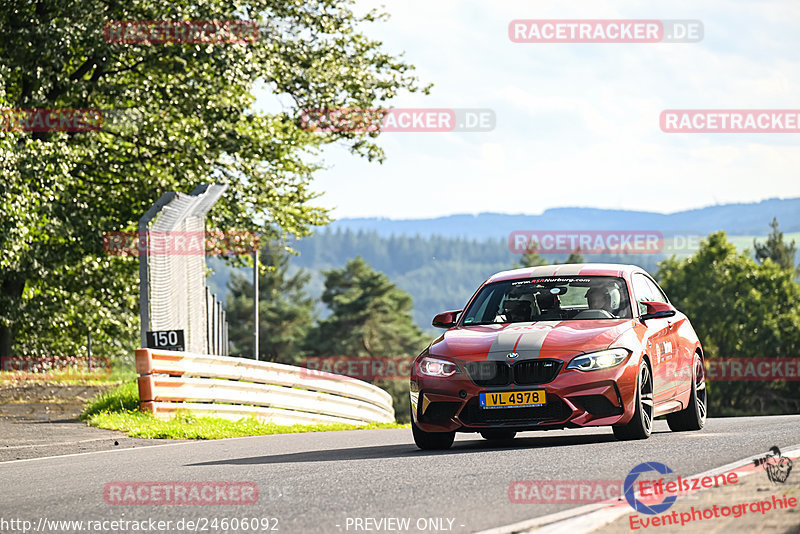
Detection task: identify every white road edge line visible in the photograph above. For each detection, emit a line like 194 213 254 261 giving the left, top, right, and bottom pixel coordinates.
0 440 194 465
475 444 800 534
0 428 383 465
2 437 118 450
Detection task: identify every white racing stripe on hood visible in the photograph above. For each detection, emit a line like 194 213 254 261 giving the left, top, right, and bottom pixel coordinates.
486 322 559 360
550 264 584 276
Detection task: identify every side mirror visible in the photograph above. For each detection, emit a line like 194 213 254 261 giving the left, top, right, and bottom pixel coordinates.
640 301 677 321
432 309 462 329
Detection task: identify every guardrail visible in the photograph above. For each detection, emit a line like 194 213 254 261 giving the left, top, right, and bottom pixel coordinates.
135 349 396 425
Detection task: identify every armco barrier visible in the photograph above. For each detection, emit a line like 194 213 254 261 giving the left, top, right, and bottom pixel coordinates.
135 349 395 425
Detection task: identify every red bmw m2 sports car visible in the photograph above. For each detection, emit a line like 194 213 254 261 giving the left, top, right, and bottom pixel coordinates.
410 264 706 450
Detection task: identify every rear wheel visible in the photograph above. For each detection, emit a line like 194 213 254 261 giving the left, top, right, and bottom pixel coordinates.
480 430 517 441
412 420 455 450
667 354 707 431
613 361 653 440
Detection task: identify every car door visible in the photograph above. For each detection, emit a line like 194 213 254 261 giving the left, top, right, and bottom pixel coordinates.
632 273 676 406
641 276 682 401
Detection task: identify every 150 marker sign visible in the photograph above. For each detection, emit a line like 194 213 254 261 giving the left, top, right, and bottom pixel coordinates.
146 330 185 351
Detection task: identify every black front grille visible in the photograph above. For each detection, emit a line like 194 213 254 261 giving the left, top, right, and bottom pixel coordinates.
513 360 562 385
465 362 510 386
459 396 571 425
464 359 562 386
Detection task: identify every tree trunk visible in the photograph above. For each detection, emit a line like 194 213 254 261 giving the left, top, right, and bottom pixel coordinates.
0 278 25 357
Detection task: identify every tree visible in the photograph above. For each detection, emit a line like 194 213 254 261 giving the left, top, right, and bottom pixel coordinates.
515 243 548 268
0 1 426 358
658 231 800 415
306 257 427 357
561 249 585 264
225 244 314 365
305 257 428 422
754 217 798 274
513 244 585 268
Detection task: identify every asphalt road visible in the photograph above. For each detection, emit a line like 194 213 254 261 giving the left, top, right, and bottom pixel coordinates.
1 416 800 534
0 401 173 463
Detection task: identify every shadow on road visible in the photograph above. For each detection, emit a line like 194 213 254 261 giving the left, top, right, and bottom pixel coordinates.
187 431 619 466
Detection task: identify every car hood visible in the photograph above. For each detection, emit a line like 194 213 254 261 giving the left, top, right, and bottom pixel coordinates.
429 320 637 362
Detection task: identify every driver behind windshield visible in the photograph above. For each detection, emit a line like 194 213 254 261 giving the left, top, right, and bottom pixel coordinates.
586 285 613 314
498 297 532 323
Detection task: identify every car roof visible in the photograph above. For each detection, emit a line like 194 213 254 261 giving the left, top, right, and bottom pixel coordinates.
486 263 645 284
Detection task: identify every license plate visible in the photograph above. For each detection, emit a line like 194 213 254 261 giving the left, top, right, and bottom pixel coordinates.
480 390 546 409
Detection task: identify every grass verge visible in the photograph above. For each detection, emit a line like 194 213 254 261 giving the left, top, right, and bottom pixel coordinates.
81 381 408 439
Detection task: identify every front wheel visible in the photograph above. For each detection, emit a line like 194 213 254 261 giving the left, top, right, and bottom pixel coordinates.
412 420 455 450
613 361 653 440
667 354 707 431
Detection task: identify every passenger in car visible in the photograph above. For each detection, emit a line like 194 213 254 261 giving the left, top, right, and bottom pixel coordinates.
535 292 562 320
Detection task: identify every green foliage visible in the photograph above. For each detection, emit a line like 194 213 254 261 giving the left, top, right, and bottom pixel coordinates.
225 244 314 364
658 231 800 415
754 217 799 274
562 250 585 264
304 257 429 422
0 0 426 358
81 380 407 438
515 244 548 268
81 380 140 418
291 229 632 328
306 257 427 356
88 410 407 439
516 244 584 267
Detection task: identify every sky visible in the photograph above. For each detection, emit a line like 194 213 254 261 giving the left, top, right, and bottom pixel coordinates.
257 0 800 220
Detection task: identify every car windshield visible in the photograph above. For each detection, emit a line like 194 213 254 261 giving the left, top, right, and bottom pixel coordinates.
461 276 632 325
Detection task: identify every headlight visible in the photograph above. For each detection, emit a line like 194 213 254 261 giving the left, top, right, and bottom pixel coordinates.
567 348 630 371
418 357 459 377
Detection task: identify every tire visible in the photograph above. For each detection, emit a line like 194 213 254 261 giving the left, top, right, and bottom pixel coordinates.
667 354 707 432
480 430 517 441
412 420 455 450
613 360 654 440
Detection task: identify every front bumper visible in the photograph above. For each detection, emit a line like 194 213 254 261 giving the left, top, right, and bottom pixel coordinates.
410 356 639 433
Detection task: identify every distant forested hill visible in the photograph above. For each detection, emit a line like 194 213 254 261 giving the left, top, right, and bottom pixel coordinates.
208 198 800 330
289 231 665 328
210 231 666 331
327 197 800 239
